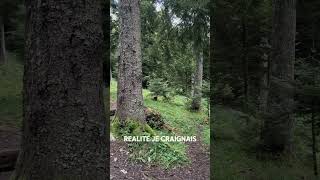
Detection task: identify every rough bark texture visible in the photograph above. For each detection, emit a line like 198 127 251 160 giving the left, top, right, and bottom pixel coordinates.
117 0 145 122
191 46 203 111
12 1 108 179
261 0 296 154
0 17 6 64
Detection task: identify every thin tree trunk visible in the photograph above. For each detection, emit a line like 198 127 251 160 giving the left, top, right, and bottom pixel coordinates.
110 66 112 81
12 1 108 179
259 54 270 113
117 0 145 122
191 45 203 111
191 73 195 97
261 0 296 154
0 17 6 64
241 15 249 113
259 53 270 141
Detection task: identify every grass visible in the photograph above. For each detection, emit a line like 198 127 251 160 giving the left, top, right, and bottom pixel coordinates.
212 105 318 180
0 56 209 169
2 57 315 177
111 118 190 168
110 80 209 168
0 54 23 128
110 80 209 137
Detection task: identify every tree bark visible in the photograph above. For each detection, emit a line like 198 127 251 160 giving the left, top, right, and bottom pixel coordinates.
117 0 145 122
241 15 249 113
191 46 203 111
0 16 6 64
12 1 108 179
261 0 296 154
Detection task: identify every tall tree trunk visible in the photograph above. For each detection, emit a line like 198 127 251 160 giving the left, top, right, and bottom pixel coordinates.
12 1 108 179
117 0 145 122
191 46 203 111
0 16 6 64
261 0 296 154
259 53 270 113
241 15 249 113
110 66 112 81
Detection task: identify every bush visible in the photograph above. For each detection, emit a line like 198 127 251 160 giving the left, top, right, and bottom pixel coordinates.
148 78 173 101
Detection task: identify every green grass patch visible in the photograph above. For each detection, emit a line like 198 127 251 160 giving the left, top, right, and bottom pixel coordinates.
110 80 209 168
0 54 23 128
110 80 209 137
111 119 189 168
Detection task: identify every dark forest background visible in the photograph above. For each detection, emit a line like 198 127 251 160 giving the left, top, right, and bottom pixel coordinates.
211 0 320 179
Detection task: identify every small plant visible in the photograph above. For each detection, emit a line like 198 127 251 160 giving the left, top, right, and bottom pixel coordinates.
148 78 173 101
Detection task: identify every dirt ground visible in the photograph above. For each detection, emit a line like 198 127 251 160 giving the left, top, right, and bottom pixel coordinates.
110 140 210 180
0 126 20 180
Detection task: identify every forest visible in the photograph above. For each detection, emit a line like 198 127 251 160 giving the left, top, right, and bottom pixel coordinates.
0 0 210 179
0 0 319 179
109 0 210 179
212 0 320 179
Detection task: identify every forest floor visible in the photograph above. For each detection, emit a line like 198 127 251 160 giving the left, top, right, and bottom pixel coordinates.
0 126 20 180
0 125 209 180
212 106 318 180
110 80 210 179
0 58 210 179
110 134 209 180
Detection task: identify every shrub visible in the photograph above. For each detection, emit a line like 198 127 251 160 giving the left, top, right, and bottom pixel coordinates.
148 78 173 101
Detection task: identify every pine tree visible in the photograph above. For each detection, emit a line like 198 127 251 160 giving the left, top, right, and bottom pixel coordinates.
117 0 145 122
261 0 297 154
12 1 108 179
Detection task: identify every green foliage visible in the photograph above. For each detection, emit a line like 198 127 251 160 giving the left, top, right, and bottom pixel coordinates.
112 118 152 137
202 126 210 145
111 118 189 169
148 77 172 101
110 80 209 169
128 140 189 169
144 93 208 136
110 79 209 136
212 0 272 107
111 0 210 96
202 80 210 98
